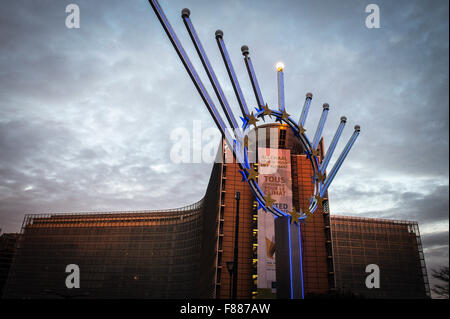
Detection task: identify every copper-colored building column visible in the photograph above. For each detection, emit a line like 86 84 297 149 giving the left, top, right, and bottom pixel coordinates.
216 124 331 298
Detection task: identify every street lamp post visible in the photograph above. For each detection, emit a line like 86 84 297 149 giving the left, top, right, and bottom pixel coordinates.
226 261 234 299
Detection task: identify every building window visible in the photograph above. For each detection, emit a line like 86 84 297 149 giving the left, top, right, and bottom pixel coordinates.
279 129 286 148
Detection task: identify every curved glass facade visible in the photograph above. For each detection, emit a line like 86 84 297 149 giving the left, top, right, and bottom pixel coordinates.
4 203 202 298
4 162 222 299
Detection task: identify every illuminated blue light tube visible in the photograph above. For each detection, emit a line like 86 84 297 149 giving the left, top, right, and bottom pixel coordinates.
277 69 285 111
216 31 250 118
298 93 312 127
288 221 294 299
320 126 360 197
320 117 346 174
298 223 304 299
242 46 265 108
312 104 329 150
182 14 241 137
149 1 245 168
149 2 228 139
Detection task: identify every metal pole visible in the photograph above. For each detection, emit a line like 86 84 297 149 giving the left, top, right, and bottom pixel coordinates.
241 46 265 108
215 30 250 119
320 125 360 197
225 261 234 299
320 116 346 174
229 270 233 299
298 93 313 128
312 103 329 150
277 63 285 111
182 11 241 135
148 1 240 159
233 191 240 299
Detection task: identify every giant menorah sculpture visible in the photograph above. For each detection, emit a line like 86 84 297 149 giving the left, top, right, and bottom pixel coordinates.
148 0 360 299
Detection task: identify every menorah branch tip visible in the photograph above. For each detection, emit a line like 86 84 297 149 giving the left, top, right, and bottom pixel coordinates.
181 8 190 18
241 45 249 56
215 29 223 39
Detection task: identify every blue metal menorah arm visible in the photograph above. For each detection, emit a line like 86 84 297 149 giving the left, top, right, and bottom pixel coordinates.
215 30 250 119
182 11 241 135
298 93 312 128
320 116 346 174
320 125 360 197
148 1 229 139
241 46 265 108
312 103 329 150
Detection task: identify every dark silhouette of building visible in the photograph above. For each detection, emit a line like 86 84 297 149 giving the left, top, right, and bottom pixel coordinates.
2 124 430 299
0 232 19 296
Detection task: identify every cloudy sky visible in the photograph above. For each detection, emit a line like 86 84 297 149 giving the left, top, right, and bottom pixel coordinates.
1 0 448 296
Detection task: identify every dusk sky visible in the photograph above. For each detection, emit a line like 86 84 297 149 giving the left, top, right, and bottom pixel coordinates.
0 0 448 296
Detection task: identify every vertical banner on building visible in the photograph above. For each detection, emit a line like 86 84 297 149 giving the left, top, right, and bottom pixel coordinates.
257 147 292 298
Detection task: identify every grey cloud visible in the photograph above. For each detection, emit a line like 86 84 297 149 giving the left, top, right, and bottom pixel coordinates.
422 231 449 249
333 183 449 224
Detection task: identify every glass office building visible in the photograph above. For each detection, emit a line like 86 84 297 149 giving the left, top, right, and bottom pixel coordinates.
330 216 430 298
4 163 221 299
4 205 202 298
